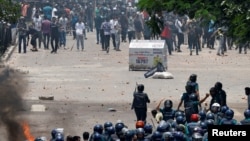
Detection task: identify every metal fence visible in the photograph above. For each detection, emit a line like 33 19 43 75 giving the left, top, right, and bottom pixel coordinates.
0 21 14 57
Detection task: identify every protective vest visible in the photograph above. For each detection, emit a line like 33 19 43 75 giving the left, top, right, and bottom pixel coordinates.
132 92 148 108
162 109 175 121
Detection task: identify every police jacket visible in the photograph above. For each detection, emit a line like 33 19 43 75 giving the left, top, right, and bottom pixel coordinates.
240 118 250 125
160 108 175 121
132 92 150 109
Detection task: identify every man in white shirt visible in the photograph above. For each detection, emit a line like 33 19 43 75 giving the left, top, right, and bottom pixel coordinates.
75 18 85 51
59 14 68 49
52 4 58 19
33 13 43 48
110 16 118 49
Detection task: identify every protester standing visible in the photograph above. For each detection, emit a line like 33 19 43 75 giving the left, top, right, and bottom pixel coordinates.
75 18 85 51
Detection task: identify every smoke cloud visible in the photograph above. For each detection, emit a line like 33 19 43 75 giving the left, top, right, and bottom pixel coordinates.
0 67 28 141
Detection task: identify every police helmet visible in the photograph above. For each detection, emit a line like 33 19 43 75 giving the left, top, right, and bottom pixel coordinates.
198 110 207 120
176 115 185 125
106 126 115 135
135 120 145 128
175 124 185 133
51 129 58 139
162 132 174 141
200 121 208 131
93 132 102 141
93 124 104 134
136 128 145 135
164 100 173 109
121 127 129 135
167 119 176 129
206 113 215 120
214 82 223 90
115 122 125 133
175 111 185 118
144 123 153 134
156 120 170 132
151 131 162 141
244 109 250 118
189 74 197 82
221 105 229 114
124 130 135 140
190 114 199 122
225 109 234 120
173 131 185 140
211 103 221 112
137 84 144 92
206 119 215 126
104 122 113 130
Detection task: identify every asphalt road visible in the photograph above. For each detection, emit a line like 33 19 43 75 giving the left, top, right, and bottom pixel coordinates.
1 31 250 140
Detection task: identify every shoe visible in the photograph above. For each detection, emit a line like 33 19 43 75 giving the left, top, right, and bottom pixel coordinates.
96 42 99 44
31 48 38 52
51 50 54 53
106 47 109 53
82 48 84 51
217 53 221 56
177 50 182 52
116 49 121 51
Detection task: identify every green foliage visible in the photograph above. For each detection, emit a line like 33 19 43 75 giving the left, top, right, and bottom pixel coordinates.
0 0 21 23
137 0 250 42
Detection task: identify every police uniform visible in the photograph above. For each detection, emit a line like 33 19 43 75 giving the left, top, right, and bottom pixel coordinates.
131 90 150 122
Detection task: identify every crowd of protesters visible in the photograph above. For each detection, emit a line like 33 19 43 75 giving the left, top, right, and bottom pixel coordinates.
16 0 249 56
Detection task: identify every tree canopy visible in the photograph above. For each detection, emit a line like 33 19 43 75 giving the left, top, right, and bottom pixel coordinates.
137 0 250 43
0 0 21 23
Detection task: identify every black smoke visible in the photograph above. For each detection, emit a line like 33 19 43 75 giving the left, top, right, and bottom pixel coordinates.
0 67 27 141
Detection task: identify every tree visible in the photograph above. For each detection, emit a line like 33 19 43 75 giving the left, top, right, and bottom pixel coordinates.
137 0 250 43
0 0 21 23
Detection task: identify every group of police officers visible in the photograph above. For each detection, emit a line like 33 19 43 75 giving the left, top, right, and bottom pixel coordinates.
33 74 250 141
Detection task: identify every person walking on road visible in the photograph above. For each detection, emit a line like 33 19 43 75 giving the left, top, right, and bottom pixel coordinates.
50 17 59 53
100 17 111 53
17 16 28 53
131 84 150 123
75 18 85 51
245 87 250 109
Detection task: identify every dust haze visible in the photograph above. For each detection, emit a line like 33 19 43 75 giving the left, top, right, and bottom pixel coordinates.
0 67 28 141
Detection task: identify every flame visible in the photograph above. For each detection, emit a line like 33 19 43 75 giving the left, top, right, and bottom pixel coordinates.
22 121 35 141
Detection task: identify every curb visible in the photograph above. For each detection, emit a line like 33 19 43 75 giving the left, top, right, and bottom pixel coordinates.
1 43 17 63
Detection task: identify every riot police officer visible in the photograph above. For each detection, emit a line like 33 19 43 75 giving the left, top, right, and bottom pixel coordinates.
155 99 176 122
131 84 150 123
240 109 250 125
219 109 238 125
